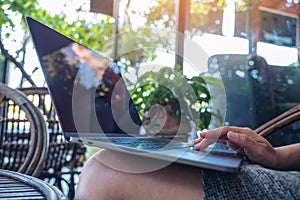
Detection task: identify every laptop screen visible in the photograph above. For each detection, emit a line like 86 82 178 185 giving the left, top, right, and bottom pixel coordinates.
26 17 141 137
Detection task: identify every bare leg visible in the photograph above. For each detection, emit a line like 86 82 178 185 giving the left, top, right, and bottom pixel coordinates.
75 149 204 200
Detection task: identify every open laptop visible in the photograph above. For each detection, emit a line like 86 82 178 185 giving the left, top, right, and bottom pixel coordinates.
26 16 242 172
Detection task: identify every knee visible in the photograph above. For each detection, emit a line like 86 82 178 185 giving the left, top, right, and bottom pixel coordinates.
75 150 122 200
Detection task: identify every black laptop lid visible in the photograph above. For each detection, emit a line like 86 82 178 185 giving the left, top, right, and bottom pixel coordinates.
26 17 141 137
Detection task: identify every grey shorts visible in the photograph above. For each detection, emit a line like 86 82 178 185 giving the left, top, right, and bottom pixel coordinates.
202 163 300 200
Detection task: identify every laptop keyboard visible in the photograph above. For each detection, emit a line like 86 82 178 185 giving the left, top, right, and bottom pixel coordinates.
93 136 237 155
107 137 192 150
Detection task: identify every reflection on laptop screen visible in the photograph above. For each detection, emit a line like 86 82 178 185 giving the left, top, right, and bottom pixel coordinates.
41 42 141 136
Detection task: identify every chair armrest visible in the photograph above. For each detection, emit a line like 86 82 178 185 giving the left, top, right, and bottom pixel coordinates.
255 104 300 137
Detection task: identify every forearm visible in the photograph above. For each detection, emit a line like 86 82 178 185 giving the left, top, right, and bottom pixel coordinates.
275 143 300 171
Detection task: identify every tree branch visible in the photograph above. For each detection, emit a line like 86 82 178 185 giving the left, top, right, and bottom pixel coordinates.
124 0 131 24
0 40 36 86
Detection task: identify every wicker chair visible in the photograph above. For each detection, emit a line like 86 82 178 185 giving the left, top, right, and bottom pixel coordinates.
208 54 300 144
0 169 66 200
207 54 276 129
18 86 86 199
0 83 48 177
256 104 300 137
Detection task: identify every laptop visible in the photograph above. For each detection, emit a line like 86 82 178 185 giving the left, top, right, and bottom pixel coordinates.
26 16 242 172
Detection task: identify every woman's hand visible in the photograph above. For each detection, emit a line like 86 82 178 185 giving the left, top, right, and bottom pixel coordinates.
194 126 280 169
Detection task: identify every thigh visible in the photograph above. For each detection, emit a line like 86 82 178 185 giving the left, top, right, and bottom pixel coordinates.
75 149 204 200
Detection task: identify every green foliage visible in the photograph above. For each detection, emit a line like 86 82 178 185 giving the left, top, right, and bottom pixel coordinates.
143 0 176 28
1 0 36 28
142 0 248 34
127 65 216 129
143 0 227 30
0 0 114 54
111 26 177 72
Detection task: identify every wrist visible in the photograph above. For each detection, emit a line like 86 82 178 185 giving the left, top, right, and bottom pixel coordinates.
273 147 284 170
